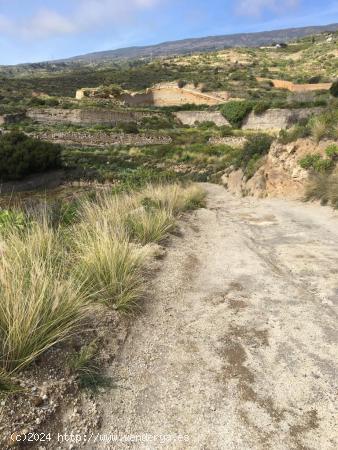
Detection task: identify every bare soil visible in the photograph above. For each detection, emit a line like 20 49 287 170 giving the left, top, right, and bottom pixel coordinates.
77 183 338 450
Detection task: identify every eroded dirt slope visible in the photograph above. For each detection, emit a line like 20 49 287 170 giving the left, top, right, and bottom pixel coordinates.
88 183 338 450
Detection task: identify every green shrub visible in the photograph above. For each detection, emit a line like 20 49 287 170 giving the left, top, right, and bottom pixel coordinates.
308 76 321 84
238 134 273 170
29 97 59 107
329 80 338 97
220 101 253 128
177 80 186 88
219 126 233 137
245 154 265 179
253 101 271 115
116 122 139 134
299 154 333 173
196 121 216 129
325 144 338 160
0 132 62 181
278 124 310 144
140 116 174 130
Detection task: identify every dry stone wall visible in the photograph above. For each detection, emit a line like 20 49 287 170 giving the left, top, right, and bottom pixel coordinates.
208 136 247 147
174 111 230 126
27 108 161 126
31 131 172 147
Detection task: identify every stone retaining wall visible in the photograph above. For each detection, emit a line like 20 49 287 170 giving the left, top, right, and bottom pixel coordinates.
174 111 230 126
242 107 323 130
208 136 247 147
27 108 161 125
257 77 332 92
31 131 172 147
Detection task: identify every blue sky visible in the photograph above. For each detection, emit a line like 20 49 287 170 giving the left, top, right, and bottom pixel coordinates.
0 0 338 64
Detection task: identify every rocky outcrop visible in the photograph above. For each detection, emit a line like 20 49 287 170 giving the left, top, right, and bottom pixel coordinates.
27 108 161 126
242 107 323 131
174 111 230 127
222 138 334 199
31 131 172 147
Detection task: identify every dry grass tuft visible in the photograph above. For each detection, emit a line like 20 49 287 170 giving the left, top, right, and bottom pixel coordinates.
0 223 91 372
126 207 176 245
305 171 338 208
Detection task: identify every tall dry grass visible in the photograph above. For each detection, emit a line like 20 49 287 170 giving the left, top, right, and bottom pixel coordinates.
310 117 329 143
140 183 206 213
125 207 175 245
0 223 91 372
0 183 205 379
305 171 338 208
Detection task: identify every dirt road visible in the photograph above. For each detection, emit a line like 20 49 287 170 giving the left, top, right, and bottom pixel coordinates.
92 183 338 450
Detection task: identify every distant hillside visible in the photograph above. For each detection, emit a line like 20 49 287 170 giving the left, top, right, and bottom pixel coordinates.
65 23 338 63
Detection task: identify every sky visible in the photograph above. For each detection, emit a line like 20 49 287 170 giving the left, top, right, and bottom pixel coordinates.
0 0 338 65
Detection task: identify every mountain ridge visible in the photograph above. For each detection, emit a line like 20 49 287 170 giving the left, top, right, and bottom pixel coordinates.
63 23 338 63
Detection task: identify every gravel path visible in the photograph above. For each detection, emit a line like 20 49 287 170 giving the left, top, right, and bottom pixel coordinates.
90 183 338 450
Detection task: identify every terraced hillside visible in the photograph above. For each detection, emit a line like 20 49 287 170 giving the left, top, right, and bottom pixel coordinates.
0 27 337 450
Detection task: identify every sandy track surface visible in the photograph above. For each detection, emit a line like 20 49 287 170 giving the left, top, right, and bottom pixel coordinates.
90 183 338 450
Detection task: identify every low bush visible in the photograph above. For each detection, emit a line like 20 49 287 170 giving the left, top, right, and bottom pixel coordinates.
29 97 59 107
329 80 338 98
278 123 311 144
0 132 62 181
237 134 273 173
140 116 174 130
325 144 338 160
253 101 271 115
116 122 139 134
299 154 333 173
220 101 253 128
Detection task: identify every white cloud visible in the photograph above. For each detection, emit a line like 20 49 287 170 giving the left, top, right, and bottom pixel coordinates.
0 14 12 33
0 0 162 39
22 9 76 38
236 0 299 16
